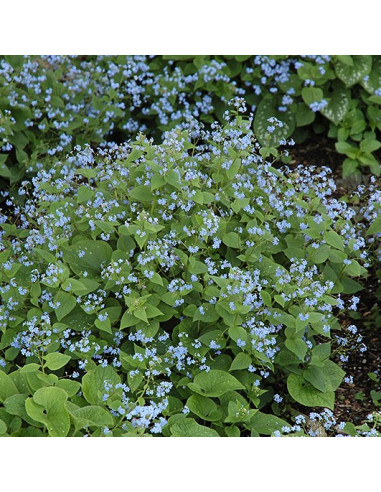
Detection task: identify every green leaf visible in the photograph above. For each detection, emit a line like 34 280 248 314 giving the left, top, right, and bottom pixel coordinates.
188 370 244 397
77 186 93 203
82 365 121 405
120 311 138 329
226 159 241 180
360 139 381 153
229 353 252 371
63 240 112 278
0 371 18 403
302 87 323 105
25 387 70 437
254 99 295 147
343 158 359 177
287 373 335 409
250 411 290 435
222 232 240 249
303 366 326 392
128 185 154 202
186 394 222 422
335 55 372 87
285 338 308 360
361 56 381 94
340 277 363 294
310 245 330 264
0 419 6 435
70 405 114 428
323 360 345 391
55 379 81 397
260 290 272 307
335 141 358 159
133 307 148 323
337 55 354 66
43 352 71 371
320 84 350 125
170 418 219 437
366 217 381 236
54 291 77 321
324 231 344 251
3 393 41 426
295 103 315 127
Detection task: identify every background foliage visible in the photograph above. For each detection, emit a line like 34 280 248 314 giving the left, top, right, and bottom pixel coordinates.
1 55 381 190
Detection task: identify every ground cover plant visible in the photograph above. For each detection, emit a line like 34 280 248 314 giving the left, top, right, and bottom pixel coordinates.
0 103 380 437
1 55 381 190
0 57 380 437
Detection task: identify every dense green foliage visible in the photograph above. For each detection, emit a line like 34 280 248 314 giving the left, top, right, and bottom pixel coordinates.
1 55 381 191
0 108 380 437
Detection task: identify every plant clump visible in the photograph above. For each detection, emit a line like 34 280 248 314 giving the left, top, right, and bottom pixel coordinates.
0 109 378 437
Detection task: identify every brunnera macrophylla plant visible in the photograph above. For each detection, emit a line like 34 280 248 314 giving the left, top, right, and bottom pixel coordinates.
0 110 372 437
1 55 381 189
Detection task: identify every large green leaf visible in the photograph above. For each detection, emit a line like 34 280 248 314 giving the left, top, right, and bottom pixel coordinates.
361 57 381 94
0 419 6 435
250 411 290 435
188 370 244 398
186 394 222 422
320 84 350 125
63 240 112 278
0 371 19 403
54 292 77 321
323 360 345 391
70 405 114 429
303 366 326 392
82 365 121 405
170 418 219 437
287 373 335 409
25 387 71 437
335 55 372 87
229 353 252 371
285 338 308 361
254 99 295 146
43 352 71 371
3 393 42 426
